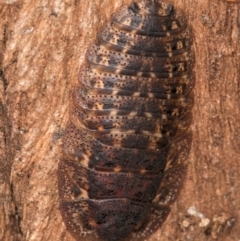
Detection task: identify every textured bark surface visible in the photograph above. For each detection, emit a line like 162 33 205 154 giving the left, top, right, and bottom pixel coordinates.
0 0 239 241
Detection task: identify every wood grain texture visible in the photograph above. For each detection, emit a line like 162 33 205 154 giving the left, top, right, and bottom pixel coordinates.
0 0 239 241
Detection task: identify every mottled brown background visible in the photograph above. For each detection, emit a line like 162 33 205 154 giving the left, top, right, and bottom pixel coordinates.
0 0 239 240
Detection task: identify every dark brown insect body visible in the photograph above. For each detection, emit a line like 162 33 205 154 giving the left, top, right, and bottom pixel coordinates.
58 0 194 240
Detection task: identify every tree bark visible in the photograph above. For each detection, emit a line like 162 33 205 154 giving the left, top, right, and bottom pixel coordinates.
0 0 239 241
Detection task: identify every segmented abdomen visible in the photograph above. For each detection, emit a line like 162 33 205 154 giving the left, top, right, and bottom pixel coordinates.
58 1 194 241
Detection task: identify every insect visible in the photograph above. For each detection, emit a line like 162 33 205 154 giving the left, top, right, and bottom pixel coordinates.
58 0 194 240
